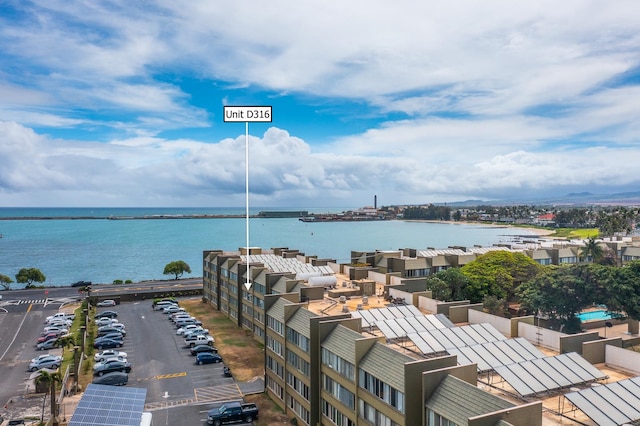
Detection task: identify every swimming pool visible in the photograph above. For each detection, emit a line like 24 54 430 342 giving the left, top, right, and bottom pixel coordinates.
576 310 613 322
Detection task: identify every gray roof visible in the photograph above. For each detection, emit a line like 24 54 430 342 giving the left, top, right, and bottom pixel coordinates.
426 375 513 425
359 343 413 391
287 307 314 335
322 325 362 362
266 297 290 321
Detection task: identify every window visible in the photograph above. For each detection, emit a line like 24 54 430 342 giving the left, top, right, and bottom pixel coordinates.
286 327 310 352
322 374 355 409
287 349 310 375
287 395 310 425
266 376 283 400
427 409 458 426
322 399 355 426
267 316 284 335
287 372 310 400
266 355 284 378
358 399 400 426
254 282 266 294
321 348 355 381
266 336 283 357
358 370 404 413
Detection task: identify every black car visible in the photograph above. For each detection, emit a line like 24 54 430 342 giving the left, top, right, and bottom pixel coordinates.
196 353 223 365
190 345 217 356
93 359 131 376
93 338 124 349
71 280 92 287
95 311 118 319
92 371 128 386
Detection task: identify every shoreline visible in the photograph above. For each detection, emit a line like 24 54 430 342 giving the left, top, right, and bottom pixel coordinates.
404 219 557 237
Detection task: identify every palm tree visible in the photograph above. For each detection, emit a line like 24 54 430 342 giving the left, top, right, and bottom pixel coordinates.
34 370 61 425
581 237 604 264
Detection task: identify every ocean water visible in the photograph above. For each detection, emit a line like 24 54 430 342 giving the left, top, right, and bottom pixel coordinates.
0 207 537 287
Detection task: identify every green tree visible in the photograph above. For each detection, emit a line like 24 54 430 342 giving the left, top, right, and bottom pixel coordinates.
426 268 469 301
0 273 13 290
163 260 191 280
425 277 451 301
34 370 61 424
461 251 542 303
16 267 46 288
606 261 640 321
580 237 604 264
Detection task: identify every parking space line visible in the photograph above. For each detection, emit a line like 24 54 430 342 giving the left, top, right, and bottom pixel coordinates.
136 371 187 382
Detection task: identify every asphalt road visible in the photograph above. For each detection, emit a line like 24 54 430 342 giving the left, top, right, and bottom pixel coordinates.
0 294 254 425
0 300 66 411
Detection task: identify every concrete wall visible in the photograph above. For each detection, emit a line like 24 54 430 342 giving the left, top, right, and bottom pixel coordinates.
559 331 600 355
388 288 413 305
518 322 566 351
605 345 640 375
469 402 543 426
418 295 438 313
449 303 483 324
581 337 622 364
367 270 387 285
467 309 534 337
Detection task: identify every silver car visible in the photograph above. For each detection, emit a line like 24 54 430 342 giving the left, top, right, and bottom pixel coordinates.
28 357 61 372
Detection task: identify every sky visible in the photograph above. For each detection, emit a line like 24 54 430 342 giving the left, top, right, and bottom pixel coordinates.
1 1 640 208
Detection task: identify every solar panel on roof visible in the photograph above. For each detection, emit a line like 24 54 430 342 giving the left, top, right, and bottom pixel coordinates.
375 320 400 339
565 377 640 426
69 384 147 426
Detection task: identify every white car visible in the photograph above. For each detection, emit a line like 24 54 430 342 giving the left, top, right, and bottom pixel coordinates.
95 317 119 327
46 318 72 327
43 325 68 334
176 325 207 335
45 312 74 323
97 299 116 307
94 349 127 363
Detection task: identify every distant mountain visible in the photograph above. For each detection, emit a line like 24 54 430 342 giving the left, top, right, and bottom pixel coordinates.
440 191 640 207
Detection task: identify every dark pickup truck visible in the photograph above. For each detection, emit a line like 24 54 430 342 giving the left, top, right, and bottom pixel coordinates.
206 401 258 425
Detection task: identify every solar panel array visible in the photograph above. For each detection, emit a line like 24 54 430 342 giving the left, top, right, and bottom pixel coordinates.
565 376 640 426
375 315 453 339
447 337 544 372
494 352 607 397
350 305 423 328
407 323 509 357
69 384 147 426
241 254 333 278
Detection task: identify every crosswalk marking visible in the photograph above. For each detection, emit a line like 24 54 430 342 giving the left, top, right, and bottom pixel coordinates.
194 383 242 403
144 398 195 411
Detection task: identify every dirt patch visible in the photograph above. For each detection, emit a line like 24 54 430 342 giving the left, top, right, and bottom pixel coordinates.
180 299 291 425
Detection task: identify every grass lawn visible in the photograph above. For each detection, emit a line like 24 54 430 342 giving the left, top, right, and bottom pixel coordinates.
549 228 598 239
180 299 291 425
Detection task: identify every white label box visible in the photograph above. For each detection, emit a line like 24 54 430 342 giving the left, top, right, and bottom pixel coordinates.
223 106 272 122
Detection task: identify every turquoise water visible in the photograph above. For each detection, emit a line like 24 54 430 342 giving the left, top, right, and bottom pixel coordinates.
576 310 613 322
0 207 537 287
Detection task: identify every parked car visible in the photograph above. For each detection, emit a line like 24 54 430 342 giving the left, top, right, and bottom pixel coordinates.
42 326 68 335
98 326 126 337
28 357 61 372
183 328 209 339
95 317 119 327
97 331 124 341
190 345 217 356
177 325 207 336
45 312 75 323
45 318 72 327
97 299 116 307
153 300 177 311
92 371 128 386
93 338 124 349
37 332 62 344
36 339 59 351
196 352 223 365
185 334 214 347
175 318 202 328
30 354 62 364
94 311 118 319
93 359 131 376
94 350 127 363
163 305 185 315
206 401 258 425
170 313 192 323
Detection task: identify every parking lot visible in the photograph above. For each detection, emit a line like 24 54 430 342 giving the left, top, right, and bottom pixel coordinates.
92 298 251 424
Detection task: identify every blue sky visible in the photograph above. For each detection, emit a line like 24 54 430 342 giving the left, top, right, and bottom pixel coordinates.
1 1 640 208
